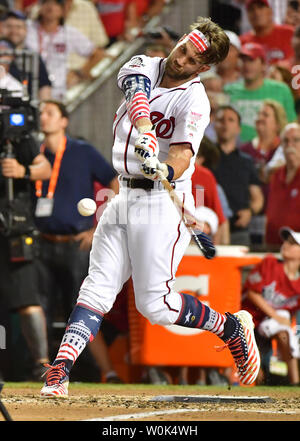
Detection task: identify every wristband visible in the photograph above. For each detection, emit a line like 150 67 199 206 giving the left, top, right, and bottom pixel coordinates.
23 164 31 179
167 165 174 182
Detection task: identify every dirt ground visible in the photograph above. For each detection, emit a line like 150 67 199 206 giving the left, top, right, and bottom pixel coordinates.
1 382 300 423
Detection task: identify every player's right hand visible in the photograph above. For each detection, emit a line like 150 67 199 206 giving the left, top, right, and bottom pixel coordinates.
134 128 159 162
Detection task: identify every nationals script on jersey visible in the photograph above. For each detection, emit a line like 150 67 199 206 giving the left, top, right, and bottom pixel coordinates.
112 55 211 184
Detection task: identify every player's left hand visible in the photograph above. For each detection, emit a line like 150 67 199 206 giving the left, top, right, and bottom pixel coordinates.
135 128 159 162
141 156 168 181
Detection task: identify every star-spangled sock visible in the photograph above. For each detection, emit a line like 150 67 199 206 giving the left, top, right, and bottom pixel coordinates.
175 292 226 338
52 304 103 373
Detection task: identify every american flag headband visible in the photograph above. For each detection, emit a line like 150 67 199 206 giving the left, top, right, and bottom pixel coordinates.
187 30 210 54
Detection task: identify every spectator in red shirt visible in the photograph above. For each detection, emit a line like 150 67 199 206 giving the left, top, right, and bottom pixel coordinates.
192 161 225 222
266 122 300 248
242 226 300 385
192 149 229 244
192 136 231 244
91 0 138 44
241 0 294 65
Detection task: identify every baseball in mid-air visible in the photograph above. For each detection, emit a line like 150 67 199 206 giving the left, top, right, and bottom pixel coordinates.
77 198 97 216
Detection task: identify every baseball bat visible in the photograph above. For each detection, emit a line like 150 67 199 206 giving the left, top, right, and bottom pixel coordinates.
156 170 216 259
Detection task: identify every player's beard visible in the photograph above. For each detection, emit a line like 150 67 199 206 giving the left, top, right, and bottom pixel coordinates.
164 56 193 81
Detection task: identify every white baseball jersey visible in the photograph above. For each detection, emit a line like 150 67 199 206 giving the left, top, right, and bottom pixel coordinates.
25 20 95 100
112 55 211 185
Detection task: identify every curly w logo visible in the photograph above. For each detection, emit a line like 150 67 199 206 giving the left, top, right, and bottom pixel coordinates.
150 112 175 139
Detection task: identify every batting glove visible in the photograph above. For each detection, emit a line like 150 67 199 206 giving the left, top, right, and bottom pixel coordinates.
141 156 169 181
134 127 159 162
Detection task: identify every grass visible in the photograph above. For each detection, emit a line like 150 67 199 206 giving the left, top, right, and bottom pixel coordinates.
2 381 300 397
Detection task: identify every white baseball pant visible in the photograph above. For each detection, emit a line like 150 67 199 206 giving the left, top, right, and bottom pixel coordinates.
77 184 194 325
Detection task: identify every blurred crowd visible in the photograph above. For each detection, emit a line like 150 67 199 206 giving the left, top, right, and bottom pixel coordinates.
143 0 300 256
0 0 166 100
192 0 300 254
0 0 300 388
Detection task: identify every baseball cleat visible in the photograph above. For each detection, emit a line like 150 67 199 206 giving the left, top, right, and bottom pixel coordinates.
40 362 69 398
217 310 260 385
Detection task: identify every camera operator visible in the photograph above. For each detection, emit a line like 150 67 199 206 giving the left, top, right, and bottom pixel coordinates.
0 42 52 379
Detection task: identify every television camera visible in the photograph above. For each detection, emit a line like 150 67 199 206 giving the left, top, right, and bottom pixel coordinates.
0 49 41 261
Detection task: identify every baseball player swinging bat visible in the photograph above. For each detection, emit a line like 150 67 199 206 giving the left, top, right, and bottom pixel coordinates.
156 168 216 259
